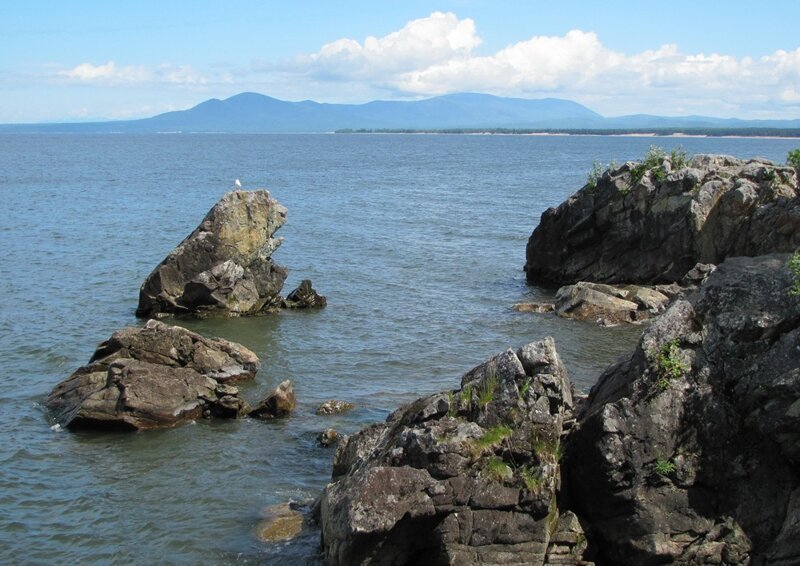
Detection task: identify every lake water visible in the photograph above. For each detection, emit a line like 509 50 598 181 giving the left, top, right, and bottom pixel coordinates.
1 133 796 564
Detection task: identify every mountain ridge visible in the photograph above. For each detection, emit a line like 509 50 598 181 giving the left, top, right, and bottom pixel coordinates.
1 92 798 133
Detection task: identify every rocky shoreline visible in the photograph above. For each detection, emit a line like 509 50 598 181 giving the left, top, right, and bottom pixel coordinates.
314 251 799 564
44 152 799 564
311 152 799 564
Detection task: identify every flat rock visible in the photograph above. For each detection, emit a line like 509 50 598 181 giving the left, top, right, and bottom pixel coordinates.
46 320 257 430
136 190 288 318
551 281 670 325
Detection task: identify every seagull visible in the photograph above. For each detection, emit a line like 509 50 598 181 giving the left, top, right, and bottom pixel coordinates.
234 179 242 189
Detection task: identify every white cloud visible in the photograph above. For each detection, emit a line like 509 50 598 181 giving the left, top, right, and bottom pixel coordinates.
42 13 800 119
58 61 152 84
280 13 800 118
300 11 481 80
56 60 210 87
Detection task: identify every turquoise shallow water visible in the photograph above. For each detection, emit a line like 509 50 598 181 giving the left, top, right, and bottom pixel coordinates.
0 133 796 563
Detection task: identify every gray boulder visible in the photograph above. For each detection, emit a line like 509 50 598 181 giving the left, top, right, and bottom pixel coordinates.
318 338 590 565
566 253 800 564
525 154 799 285
46 320 258 430
136 190 288 317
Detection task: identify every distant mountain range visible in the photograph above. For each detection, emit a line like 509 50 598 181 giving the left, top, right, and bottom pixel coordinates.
2 92 799 133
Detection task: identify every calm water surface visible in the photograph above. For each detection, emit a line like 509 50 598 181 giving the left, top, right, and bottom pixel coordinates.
1 133 796 564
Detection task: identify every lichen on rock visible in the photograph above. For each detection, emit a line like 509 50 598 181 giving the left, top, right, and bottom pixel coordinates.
136 190 288 318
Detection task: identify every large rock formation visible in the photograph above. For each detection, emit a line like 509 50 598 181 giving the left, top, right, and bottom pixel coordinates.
136 190 288 317
46 320 258 430
318 338 590 565
566 253 800 564
525 154 799 285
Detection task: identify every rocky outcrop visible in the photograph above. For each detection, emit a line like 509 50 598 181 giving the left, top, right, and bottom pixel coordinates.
318 338 592 565
525 154 799 285
282 279 327 309
566 253 800 564
248 380 296 420
136 190 288 318
46 320 257 430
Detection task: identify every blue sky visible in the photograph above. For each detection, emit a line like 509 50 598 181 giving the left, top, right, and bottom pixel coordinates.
2 1 800 122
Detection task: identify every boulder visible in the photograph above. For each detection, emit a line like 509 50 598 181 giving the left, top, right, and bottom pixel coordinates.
316 400 354 415
136 190 288 318
248 380 296 420
282 279 327 309
46 320 257 430
525 154 799 285
318 338 591 565
565 253 800 564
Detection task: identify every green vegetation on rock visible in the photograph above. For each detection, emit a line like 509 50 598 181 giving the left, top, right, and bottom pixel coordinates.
477 369 499 408
655 339 689 389
654 457 677 476
484 457 513 482
787 148 800 169
788 251 800 297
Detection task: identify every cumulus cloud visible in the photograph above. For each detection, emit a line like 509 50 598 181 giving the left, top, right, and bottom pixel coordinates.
301 11 481 80
285 12 800 117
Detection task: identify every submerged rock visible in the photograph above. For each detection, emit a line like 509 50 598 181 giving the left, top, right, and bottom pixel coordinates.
525 154 799 285
256 503 305 542
46 320 257 430
318 338 590 565
566 253 800 564
248 380 296 420
136 190 288 318
317 428 340 447
315 400 354 416
282 279 327 309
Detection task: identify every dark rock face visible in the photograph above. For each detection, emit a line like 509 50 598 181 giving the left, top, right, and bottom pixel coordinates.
136 190 288 318
46 320 257 430
248 380 296 420
525 155 799 285
566 254 800 564
318 338 591 565
282 279 327 309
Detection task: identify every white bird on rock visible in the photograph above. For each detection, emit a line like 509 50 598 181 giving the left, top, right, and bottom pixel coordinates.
234 179 242 189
